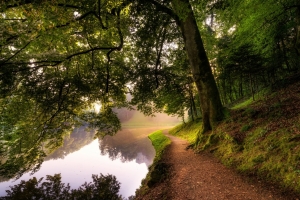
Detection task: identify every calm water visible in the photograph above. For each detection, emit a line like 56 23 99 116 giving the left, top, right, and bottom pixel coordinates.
0 111 180 198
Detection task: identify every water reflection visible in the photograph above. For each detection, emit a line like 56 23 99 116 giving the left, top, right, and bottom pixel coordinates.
0 126 172 198
45 126 95 161
0 139 149 198
0 108 180 198
99 127 159 166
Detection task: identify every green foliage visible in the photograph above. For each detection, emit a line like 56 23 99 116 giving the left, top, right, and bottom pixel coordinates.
2 173 123 200
80 107 121 138
172 0 190 21
208 0 300 106
232 89 270 109
128 6 190 118
2 0 300 193
0 0 128 176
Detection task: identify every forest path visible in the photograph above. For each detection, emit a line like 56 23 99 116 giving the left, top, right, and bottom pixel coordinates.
140 129 299 200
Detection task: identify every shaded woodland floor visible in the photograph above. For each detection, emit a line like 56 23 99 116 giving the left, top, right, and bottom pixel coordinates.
136 130 300 200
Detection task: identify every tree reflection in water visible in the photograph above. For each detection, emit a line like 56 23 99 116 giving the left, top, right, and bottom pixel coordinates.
45 126 95 161
46 125 158 167
98 128 158 167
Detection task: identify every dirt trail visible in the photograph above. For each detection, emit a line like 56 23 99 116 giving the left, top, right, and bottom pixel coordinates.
139 130 299 200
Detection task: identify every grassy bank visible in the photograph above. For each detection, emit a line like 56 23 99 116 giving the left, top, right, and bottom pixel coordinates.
134 130 171 197
169 81 300 195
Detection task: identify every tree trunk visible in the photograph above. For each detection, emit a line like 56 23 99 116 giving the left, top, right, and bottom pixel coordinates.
239 74 243 97
280 39 291 72
221 73 227 105
190 97 195 121
172 0 223 133
296 6 300 55
249 73 255 101
188 81 198 119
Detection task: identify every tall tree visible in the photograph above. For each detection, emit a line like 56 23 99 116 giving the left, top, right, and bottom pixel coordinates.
130 0 224 132
1 0 224 129
171 0 223 131
0 0 224 176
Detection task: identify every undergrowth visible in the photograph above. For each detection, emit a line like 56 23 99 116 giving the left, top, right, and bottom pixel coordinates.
169 81 300 195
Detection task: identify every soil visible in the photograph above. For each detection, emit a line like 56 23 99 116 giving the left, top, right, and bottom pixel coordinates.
137 130 300 200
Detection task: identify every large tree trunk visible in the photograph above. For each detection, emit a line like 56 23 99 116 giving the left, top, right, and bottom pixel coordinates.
172 0 224 133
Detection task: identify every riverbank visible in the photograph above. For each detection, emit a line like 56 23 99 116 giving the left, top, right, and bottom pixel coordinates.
134 130 171 198
134 79 300 199
137 132 300 199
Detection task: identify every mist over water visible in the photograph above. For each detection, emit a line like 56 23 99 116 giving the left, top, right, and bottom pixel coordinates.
114 107 181 127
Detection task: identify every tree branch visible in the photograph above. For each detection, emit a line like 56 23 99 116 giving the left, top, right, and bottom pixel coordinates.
4 43 123 72
147 0 179 24
2 4 125 81
57 3 85 10
56 10 95 29
0 10 94 51
155 25 168 89
92 11 108 30
1 38 36 64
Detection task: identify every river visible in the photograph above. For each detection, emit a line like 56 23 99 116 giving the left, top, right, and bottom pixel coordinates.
0 110 180 198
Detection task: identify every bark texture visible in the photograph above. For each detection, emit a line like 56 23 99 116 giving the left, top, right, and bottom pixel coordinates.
172 0 223 132
296 6 300 55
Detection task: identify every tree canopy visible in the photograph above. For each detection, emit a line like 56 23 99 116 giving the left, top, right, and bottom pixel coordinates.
1 0 300 179
0 0 222 177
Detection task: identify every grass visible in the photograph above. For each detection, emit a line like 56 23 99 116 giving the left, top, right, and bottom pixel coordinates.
148 130 171 160
168 120 201 143
168 81 300 195
232 97 254 109
231 88 270 109
134 130 171 198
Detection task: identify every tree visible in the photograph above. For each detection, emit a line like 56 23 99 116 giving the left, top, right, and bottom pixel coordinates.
171 0 224 131
0 0 128 177
0 0 224 177
202 0 300 107
128 0 224 132
2 0 224 125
